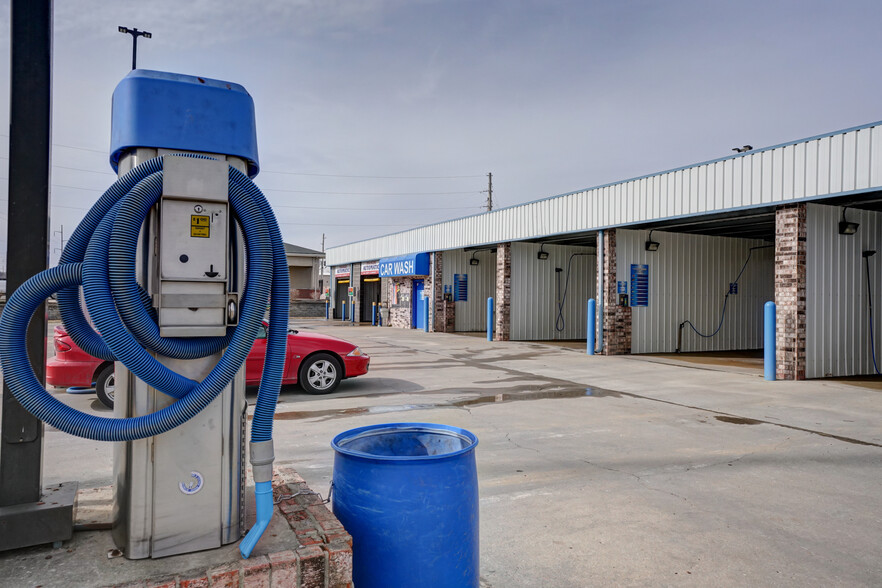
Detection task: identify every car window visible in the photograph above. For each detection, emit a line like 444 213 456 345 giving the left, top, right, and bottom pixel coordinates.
257 324 267 339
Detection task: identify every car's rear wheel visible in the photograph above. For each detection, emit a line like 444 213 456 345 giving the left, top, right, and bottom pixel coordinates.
299 353 342 395
96 364 115 409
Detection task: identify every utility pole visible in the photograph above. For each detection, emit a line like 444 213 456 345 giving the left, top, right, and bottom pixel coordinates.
118 26 152 70
320 233 327 273
484 172 493 212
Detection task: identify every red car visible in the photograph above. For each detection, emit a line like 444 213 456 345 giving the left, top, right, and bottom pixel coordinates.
46 322 370 408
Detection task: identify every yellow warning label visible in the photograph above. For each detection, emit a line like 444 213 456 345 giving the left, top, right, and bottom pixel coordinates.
191 215 210 238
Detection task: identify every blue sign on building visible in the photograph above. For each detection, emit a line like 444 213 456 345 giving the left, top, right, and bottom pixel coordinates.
378 252 430 277
630 264 649 306
453 274 468 302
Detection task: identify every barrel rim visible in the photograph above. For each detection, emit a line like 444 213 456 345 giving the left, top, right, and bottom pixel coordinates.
331 422 478 461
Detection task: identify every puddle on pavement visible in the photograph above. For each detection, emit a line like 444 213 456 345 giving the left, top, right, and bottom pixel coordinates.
450 351 554 364
715 415 762 425
273 384 620 422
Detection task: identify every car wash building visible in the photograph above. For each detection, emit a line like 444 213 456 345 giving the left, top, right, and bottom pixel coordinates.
327 120 882 380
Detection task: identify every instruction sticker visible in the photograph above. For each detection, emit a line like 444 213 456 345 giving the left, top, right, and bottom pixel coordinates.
190 215 210 238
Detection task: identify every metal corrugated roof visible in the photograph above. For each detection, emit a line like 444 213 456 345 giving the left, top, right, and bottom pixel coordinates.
284 243 323 256
326 120 882 266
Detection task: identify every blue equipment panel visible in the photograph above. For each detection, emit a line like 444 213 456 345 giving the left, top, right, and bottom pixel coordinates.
453 274 468 302
630 264 649 306
110 69 260 177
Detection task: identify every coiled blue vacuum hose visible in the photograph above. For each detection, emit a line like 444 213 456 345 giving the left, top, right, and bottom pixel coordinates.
0 154 288 558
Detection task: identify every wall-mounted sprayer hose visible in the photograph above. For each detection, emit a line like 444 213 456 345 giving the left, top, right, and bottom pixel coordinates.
676 245 772 352
555 252 591 332
0 154 288 558
863 251 881 375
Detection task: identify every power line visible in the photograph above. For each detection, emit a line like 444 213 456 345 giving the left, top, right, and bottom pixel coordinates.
51 142 107 155
279 221 426 227
260 187 480 196
50 183 106 193
53 164 116 176
261 169 483 179
0 133 106 155
271 203 482 211
52 203 91 211
0 137 483 181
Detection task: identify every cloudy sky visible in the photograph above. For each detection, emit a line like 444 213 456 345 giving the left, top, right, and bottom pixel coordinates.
0 0 881 266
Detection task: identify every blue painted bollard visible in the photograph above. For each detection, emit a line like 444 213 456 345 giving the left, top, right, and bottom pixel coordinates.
587 299 596 355
325 300 330 320
764 301 776 381
486 297 494 341
341 301 347 322
371 302 377 326
423 296 430 332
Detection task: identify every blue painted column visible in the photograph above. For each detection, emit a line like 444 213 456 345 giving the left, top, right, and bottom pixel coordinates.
371 302 377 326
587 299 596 355
423 296 430 333
764 301 776 381
487 297 494 341
350 296 355 323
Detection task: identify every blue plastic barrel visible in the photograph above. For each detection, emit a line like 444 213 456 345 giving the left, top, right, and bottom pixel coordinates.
331 422 479 588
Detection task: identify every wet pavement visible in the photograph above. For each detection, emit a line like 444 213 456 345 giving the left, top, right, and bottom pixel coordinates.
6 319 882 586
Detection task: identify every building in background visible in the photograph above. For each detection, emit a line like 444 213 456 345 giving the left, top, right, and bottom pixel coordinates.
285 243 324 300
326 120 882 381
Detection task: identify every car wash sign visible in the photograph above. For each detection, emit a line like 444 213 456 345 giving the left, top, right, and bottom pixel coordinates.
378 252 430 277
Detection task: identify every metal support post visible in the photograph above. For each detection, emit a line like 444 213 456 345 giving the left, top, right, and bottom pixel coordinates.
372 302 376 326
341 301 347 322
0 0 78 552
325 299 329 320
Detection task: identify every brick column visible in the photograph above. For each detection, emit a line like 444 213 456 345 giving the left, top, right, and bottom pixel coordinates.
440 300 455 332
600 229 632 355
494 242 512 341
430 251 443 332
775 204 807 380
389 277 413 329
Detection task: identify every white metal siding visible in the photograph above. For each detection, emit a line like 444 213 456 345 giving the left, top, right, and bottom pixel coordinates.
509 243 596 341
617 230 774 353
441 249 496 332
805 204 882 378
327 124 882 265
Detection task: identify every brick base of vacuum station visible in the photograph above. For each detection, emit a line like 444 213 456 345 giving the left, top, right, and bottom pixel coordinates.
104 468 352 588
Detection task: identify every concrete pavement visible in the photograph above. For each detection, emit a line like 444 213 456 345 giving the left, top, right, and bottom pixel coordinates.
2 320 881 586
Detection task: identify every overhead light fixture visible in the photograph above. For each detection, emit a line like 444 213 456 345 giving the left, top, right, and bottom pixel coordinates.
469 252 479 266
839 206 859 235
645 230 660 252
537 244 549 260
